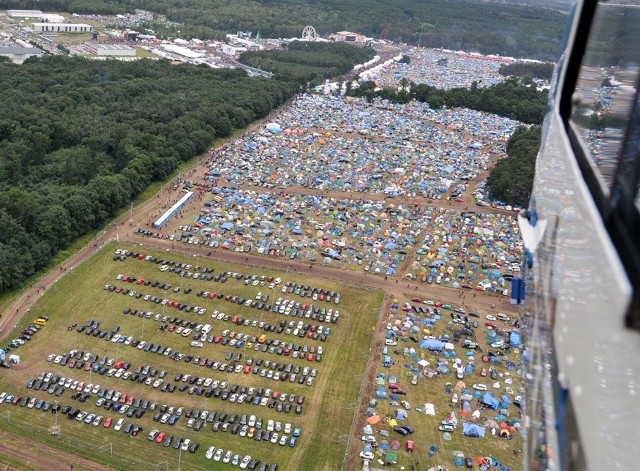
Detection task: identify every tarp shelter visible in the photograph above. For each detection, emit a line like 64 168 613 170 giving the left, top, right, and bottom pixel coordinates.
420 339 447 351
385 452 398 464
363 424 373 434
483 391 500 410
463 422 487 437
510 329 521 347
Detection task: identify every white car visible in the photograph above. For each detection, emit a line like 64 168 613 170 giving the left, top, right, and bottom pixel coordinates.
485 314 497 321
360 451 375 460
240 455 251 469
222 450 232 463
180 438 191 451
401 400 411 410
114 418 125 431
270 433 279 444
191 341 203 348
361 435 376 443
205 445 216 460
47 354 56 362
213 448 224 462
473 384 488 391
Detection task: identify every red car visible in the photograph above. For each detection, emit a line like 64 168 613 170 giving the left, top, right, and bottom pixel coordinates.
155 431 166 443
244 366 252 374
103 417 113 428
485 321 497 329
307 353 314 361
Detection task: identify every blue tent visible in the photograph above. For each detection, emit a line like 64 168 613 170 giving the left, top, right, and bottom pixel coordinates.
510 329 521 347
483 392 500 410
221 222 234 230
462 422 486 437
420 339 446 351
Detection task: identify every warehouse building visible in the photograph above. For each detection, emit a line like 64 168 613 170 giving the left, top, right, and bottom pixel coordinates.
87 44 136 56
0 46 43 64
6 10 43 19
32 23 92 33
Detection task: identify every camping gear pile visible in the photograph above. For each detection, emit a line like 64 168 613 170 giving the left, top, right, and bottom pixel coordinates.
205 94 518 198
372 48 507 91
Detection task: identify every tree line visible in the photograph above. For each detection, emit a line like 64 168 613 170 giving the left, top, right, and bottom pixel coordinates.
240 42 376 85
486 126 541 207
0 56 295 291
0 0 569 60
349 77 547 125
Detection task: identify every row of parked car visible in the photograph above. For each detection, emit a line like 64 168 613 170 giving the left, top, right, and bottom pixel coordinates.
146 430 200 453
7 321 45 350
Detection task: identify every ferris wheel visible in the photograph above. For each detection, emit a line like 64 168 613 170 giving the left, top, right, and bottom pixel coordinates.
302 25 317 41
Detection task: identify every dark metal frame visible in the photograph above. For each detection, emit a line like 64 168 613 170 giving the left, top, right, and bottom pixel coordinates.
559 1 640 327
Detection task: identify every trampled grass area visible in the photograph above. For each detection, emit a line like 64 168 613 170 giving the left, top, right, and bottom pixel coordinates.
0 241 383 470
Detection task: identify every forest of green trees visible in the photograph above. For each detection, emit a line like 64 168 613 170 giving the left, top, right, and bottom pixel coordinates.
0 57 296 291
499 61 555 80
0 0 568 60
486 126 541 207
350 77 547 125
240 42 376 85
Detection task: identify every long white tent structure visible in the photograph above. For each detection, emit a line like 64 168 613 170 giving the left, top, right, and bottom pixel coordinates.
153 191 194 229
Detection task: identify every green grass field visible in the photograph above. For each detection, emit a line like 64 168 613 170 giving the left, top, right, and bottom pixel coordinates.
0 241 383 470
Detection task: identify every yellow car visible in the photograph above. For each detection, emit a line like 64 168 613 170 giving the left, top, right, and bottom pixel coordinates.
33 318 48 326
258 334 267 344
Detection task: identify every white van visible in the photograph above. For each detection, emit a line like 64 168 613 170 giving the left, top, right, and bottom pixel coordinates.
201 324 212 335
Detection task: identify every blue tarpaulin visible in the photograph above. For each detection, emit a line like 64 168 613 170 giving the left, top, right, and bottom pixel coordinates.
420 339 447 351
510 329 521 347
462 422 486 437
483 392 500 410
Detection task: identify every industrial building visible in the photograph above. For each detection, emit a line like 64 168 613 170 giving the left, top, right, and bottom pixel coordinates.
87 44 136 56
6 10 43 19
0 46 43 63
32 23 92 33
